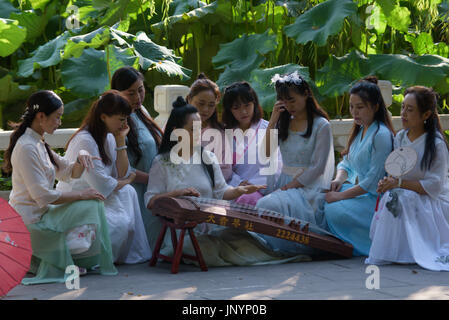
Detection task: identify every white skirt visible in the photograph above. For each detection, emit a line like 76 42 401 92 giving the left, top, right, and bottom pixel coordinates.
366 188 449 271
104 184 152 264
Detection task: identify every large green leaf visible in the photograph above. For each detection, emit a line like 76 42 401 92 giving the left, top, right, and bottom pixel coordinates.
10 2 56 42
316 50 370 98
61 46 138 98
132 31 191 79
212 30 277 69
0 0 19 19
63 27 110 58
284 0 356 46
0 74 34 104
249 64 311 111
377 0 411 32
29 0 51 10
212 30 277 88
368 54 449 90
17 31 69 77
61 47 108 98
0 18 26 57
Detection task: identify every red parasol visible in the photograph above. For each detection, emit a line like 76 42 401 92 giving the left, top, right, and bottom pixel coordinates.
0 198 32 297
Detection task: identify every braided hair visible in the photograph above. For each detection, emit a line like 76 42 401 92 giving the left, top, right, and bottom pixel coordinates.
3 90 63 174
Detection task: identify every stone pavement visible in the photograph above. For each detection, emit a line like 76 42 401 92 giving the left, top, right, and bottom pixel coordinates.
3 256 449 300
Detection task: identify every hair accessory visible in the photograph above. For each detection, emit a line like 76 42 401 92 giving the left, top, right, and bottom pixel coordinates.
271 71 303 86
32 104 39 111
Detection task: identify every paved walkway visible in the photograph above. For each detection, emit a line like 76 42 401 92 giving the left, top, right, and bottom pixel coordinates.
3 257 449 300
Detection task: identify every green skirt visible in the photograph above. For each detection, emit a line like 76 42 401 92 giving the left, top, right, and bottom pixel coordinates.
22 200 118 285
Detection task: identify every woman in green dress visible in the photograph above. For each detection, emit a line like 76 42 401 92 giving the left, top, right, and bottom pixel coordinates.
111 67 163 249
4 90 117 285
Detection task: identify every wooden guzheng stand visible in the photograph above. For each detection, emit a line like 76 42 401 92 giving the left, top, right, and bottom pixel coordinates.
149 196 353 273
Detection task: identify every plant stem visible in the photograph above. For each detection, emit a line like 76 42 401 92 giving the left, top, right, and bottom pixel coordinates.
106 45 111 84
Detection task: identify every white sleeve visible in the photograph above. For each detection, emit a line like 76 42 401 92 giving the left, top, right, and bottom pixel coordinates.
144 156 168 208
205 151 231 199
420 139 449 200
297 121 333 187
16 145 61 207
69 133 118 198
52 150 75 182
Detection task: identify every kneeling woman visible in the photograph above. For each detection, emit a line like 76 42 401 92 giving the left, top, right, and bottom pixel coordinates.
145 97 306 266
57 90 151 264
5 90 117 285
367 86 449 271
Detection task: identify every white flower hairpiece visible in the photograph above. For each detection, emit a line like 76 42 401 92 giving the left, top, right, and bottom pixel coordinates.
270 71 303 86
32 104 39 111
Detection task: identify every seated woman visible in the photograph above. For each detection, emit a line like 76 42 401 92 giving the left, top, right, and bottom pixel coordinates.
255 72 335 256
323 77 395 256
5 90 117 285
186 73 232 181
367 86 449 270
222 81 282 205
111 66 164 250
145 97 309 266
57 90 151 264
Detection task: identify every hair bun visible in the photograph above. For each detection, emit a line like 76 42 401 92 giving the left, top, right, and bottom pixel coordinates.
362 75 378 85
172 96 187 109
197 72 208 80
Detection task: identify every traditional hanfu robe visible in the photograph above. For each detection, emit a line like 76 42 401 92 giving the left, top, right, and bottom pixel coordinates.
57 130 151 264
9 128 116 284
366 129 449 270
323 121 393 256
201 125 233 182
127 107 161 250
227 119 283 205
255 116 335 255
144 150 310 266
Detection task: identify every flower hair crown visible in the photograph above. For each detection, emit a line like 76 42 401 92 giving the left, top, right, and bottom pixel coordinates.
271 71 303 86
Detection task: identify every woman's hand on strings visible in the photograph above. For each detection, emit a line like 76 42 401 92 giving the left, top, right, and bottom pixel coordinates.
176 187 201 197
329 179 343 192
238 184 266 195
238 180 250 186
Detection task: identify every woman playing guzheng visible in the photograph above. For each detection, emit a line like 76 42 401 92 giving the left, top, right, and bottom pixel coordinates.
367 86 449 270
323 77 395 256
111 66 164 250
254 72 335 255
5 90 117 284
57 90 151 264
221 81 282 206
145 97 313 266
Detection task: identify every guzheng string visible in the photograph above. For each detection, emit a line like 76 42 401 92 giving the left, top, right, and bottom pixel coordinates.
180 196 334 237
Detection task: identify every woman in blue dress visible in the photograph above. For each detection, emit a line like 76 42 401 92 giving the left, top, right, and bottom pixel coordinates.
111 67 163 249
255 72 335 255
323 77 395 256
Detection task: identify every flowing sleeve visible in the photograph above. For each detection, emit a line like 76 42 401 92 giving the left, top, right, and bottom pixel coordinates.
52 150 75 182
420 138 449 199
358 127 393 194
205 151 231 199
144 156 168 208
297 120 334 188
16 144 61 207
70 133 118 198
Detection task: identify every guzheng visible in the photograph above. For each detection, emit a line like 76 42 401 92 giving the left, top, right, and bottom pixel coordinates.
152 196 353 258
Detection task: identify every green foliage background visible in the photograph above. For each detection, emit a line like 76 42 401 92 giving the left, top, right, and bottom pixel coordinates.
1 0 449 129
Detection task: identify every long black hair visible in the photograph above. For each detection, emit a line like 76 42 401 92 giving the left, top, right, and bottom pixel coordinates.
404 86 449 170
3 90 63 174
273 72 329 141
159 96 215 187
222 81 264 129
67 90 132 166
343 76 395 156
111 66 163 165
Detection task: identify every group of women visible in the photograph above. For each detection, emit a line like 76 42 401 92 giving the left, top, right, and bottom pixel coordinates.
5 66 449 285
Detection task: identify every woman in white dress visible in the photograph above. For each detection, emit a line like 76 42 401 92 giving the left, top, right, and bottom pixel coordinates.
367 86 449 271
4 90 116 284
57 90 151 264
